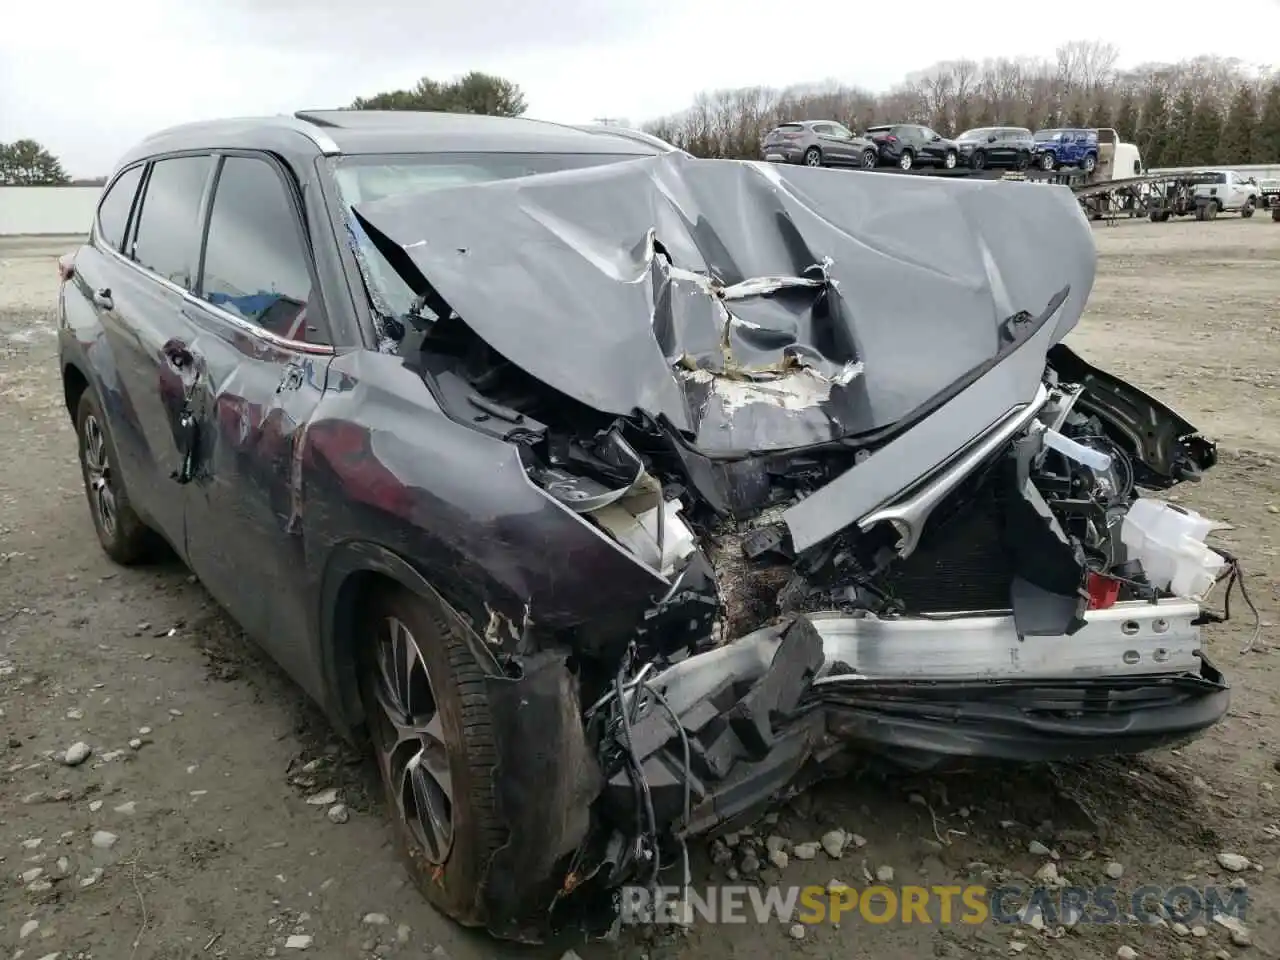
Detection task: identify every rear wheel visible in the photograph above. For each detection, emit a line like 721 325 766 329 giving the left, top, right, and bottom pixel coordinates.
1272 206 1280 222
75 390 158 565
1015 150 1030 170
1242 199 1255 218
1207 201 1219 220
1082 153 1097 174
359 583 504 927
970 150 987 170
803 147 822 167
898 150 914 171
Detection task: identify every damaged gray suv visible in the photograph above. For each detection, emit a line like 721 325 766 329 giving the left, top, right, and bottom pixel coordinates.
58 110 1233 941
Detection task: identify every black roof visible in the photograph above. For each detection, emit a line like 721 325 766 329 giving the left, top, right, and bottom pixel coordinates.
115 110 663 169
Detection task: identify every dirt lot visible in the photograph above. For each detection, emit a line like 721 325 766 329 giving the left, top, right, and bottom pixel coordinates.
2 217 1278 960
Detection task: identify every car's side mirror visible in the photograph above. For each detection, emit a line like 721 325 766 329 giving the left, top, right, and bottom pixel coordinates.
987 135 998 143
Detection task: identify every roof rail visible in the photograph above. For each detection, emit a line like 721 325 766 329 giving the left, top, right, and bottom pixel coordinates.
285 113 342 152
293 110 343 129
139 114 341 155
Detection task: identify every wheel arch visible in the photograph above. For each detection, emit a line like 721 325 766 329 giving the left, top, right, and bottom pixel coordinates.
319 540 505 739
62 359 91 422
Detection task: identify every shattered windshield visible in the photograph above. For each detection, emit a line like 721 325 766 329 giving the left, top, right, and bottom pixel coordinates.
329 152 648 319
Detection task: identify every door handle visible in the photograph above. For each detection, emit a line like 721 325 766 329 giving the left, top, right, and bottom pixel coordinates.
92 288 113 310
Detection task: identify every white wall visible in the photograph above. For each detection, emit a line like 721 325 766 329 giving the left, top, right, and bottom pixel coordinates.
0 186 100 236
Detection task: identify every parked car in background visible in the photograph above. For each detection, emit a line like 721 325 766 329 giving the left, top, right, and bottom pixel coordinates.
1033 128 1100 172
954 126 1034 170
1257 177 1280 219
864 124 959 170
760 120 878 169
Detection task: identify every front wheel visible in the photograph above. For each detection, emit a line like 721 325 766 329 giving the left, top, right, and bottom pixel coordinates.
360 584 505 927
1039 152 1056 171
943 151 957 170
1242 199 1255 219
1082 154 1097 174
860 148 877 169
803 147 822 167
898 150 914 171
75 390 158 565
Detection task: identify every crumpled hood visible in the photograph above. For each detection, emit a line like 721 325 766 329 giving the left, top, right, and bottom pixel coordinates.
354 153 1096 453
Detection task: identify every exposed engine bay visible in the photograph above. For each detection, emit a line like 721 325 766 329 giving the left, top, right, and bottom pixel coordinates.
343 152 1235 939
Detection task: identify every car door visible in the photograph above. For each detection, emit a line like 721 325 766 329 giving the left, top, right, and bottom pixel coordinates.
918 126 944 163
812 123 851 165
89 154 216 554
993 129 1015 163
179 152 335 685
1071 133 1089 165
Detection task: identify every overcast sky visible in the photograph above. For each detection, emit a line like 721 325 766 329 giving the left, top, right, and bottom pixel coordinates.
3 0 1278 177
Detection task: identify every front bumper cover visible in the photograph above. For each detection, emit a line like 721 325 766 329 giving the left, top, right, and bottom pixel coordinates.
606 600 1228 836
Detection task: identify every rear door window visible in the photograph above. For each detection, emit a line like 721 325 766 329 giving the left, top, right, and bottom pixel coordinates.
199 155 324 344
131 155 213 289
96 165 144 252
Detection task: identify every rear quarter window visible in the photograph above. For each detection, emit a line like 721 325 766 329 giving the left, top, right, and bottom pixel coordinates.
96 165 144 251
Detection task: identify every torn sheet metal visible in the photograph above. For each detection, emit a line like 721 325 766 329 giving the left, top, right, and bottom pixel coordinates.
354 153 1095 453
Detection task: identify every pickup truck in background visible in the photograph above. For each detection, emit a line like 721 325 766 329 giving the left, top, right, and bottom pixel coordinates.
1192 170 1261 219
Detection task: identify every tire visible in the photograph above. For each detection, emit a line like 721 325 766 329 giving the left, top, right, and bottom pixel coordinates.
860 148 877 169
1242 199 1255 219
75 390 158 565
970 150 987 170
943 151 957 170
359 583 504 928
1082 153 1097 174
1039 152 1056 171
802 147 822 167
898 150 914 171
1208 201 1219 220
1015 151 1030 171
1195 205 1206 221
1272 206 1280 222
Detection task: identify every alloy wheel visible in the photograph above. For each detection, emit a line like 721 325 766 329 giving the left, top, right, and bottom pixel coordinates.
899 153 912 170
370 616 454 864
805 149 822 167
861 150 877 169
944 152 957 169
82 413 117 540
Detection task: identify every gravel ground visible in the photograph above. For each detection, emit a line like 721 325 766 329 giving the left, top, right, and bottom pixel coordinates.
2 217 1279 960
